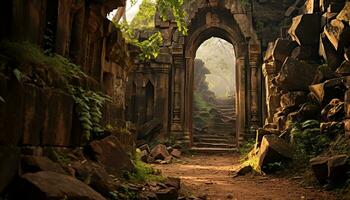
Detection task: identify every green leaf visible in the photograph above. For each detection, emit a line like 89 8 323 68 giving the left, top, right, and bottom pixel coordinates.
13 68 22 81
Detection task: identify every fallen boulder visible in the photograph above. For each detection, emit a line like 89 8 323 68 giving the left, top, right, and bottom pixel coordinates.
257 135 293 172
88 135 135 176
16 171 106 200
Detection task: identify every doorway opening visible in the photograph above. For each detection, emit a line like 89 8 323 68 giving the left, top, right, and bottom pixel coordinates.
192 37 237 149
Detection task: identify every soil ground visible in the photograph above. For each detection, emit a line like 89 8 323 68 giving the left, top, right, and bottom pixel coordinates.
153 153 337 200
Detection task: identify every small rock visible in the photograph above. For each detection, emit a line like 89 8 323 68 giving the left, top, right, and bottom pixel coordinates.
151 144 170 160
170 149 182 158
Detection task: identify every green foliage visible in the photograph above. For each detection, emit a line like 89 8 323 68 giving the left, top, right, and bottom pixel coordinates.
291 121 331 158
68 86 111 140
239 139 255 156
110 186 137 200
137 32 163 61
157 0 187 34
126 149 164 183
130 0 157 29
193 91 214 112
118 23 163 61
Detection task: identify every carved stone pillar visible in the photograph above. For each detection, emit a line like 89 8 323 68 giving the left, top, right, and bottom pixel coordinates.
171 46 184 132
262 62 280 124
236 56 246 145
249 44 261 127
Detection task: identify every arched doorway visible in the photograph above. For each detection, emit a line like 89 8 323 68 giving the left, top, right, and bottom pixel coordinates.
192 37 237 148
184 24 248 147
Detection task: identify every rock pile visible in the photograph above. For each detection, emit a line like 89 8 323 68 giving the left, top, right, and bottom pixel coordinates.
1 135 182 200
243 0 350 184
139 144 182 164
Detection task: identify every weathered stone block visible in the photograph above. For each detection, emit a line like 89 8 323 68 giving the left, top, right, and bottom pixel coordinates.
291 45 319 61
0 74 24 145
22 84 46 145
273 57 317 91
41 89 74 146
309 77 347 105
288 14 321 46
272 38 298 63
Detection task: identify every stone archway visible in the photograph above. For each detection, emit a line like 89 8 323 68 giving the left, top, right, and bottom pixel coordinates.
185 27 247 147
169 1 262 147
128 0 262 148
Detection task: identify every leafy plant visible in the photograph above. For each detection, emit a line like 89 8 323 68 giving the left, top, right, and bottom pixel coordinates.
126 149 164 183
239 139 255 156
68 86 111 140
118 23 163 61
157 0 188 34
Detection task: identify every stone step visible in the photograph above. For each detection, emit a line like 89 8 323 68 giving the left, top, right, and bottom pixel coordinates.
195 137 234 144
189 147 238 154
193 142 236 148
193 133 234 138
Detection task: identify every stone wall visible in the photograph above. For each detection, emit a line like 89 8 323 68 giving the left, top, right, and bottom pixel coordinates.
0 0 135 149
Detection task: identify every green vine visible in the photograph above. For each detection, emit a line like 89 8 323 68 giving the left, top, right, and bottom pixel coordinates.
118 23 163 61
67 85 111 140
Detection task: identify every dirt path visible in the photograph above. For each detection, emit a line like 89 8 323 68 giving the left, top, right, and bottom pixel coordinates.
154 154 336 200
